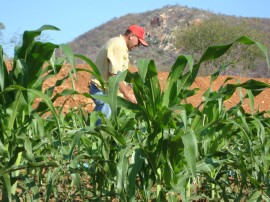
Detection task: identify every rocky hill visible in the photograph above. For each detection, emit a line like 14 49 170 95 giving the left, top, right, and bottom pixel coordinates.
69 5 270 75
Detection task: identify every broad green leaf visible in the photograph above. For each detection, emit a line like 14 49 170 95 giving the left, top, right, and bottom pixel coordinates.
16 25 59 59
68 130 84 158
97 125 126 146
2 85 61 134
181 129 198 179
108 70 127 124
137 59 150 83
248 190 261 202
246 89 254 115
0 46 9 91
26 42 59 87
23 177 40 201
210 63 231 85
196 158 227 172
75 54 106 90
45 169 56 202
59 44 77 78
199 44 233 64
71 173 82 192
163 55 190 107
116 145 131 201
22 134 35 162
3 173 12 202
128 148 144 199
198 36 270 71
137 59 162 118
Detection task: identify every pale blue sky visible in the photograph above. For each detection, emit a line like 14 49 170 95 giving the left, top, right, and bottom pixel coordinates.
1 0 270 56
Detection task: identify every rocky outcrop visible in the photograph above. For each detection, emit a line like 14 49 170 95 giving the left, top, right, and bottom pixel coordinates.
69 5 270 73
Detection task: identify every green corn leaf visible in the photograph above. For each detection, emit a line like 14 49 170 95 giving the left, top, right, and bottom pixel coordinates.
32 139 50 151
45 169 55 202
198 44 233 64
59 44 77 79
75 54 106 90
136 59 162 118
239 79 270 95
116 96 140 110
116 145 131 201
143 59 161 103
127 71 145 106
262 194 270 202
246 89 255 115
248 190 261 201
3 173 12 202
16 25 59 59
198 36 269 70
23 177 40 201
187 36 270 93
69 130 85 158
252 118 266 144
26 42 59 87
108 70 127 124
0 46 9 91
264 139 270 157
163 55 189 107
97 125 126 146
137 59 150 83
181 129 198 179
4 92 25 132
21 134 35 162
127 149 144 199
71 173 82 192
31 113 45 138
3 85 60 133
44 74 71 100
210 63 232 85
204 78 270 104
196 158 227 172
58 44 77 92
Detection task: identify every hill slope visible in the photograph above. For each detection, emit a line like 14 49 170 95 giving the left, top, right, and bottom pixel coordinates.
69 5 270 76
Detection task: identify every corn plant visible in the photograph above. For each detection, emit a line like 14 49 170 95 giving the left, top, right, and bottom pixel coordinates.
0 25 103 201
94 36 270 201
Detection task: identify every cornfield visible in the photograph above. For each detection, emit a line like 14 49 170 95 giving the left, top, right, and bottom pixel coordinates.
0 25 270 202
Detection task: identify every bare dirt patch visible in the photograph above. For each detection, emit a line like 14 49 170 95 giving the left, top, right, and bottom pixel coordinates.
48 65 270 114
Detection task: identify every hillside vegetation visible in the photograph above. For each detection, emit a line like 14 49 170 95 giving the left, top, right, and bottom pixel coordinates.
69 5 270 77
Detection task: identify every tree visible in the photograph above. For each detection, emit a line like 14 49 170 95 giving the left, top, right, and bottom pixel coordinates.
0 22 5 44
173 16 269 76
0 22 51 58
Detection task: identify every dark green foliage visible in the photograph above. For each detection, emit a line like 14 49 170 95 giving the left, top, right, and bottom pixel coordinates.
174 16 270 75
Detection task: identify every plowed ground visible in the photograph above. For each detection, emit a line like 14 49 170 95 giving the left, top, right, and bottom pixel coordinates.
48 65 270 114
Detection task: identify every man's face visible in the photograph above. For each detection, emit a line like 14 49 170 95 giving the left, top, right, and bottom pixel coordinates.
127 34 141 51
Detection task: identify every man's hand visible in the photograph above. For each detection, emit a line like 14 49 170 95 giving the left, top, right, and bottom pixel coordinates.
109 72 137 103
126 93 137 103
119 81 137 103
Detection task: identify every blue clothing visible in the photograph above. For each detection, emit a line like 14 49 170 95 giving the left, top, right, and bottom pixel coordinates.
90 82 111 125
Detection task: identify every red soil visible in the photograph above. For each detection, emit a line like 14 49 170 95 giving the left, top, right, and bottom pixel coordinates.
47 65 270 114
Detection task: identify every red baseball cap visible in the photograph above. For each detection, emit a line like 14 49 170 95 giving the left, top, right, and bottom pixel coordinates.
128 24 148 47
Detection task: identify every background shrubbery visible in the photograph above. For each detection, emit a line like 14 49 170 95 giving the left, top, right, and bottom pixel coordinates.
173 16 269 76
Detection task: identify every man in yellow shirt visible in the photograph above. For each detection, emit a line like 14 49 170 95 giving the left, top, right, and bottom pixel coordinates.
90 24 148 124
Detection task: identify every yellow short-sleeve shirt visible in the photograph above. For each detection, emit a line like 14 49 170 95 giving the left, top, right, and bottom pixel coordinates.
91 35 129 91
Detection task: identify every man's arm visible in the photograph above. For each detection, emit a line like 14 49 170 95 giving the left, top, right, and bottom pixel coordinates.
119 81 136 103
109 72 136 103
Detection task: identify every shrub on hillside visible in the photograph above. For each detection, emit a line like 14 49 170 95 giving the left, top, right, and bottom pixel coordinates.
173 16 269 76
